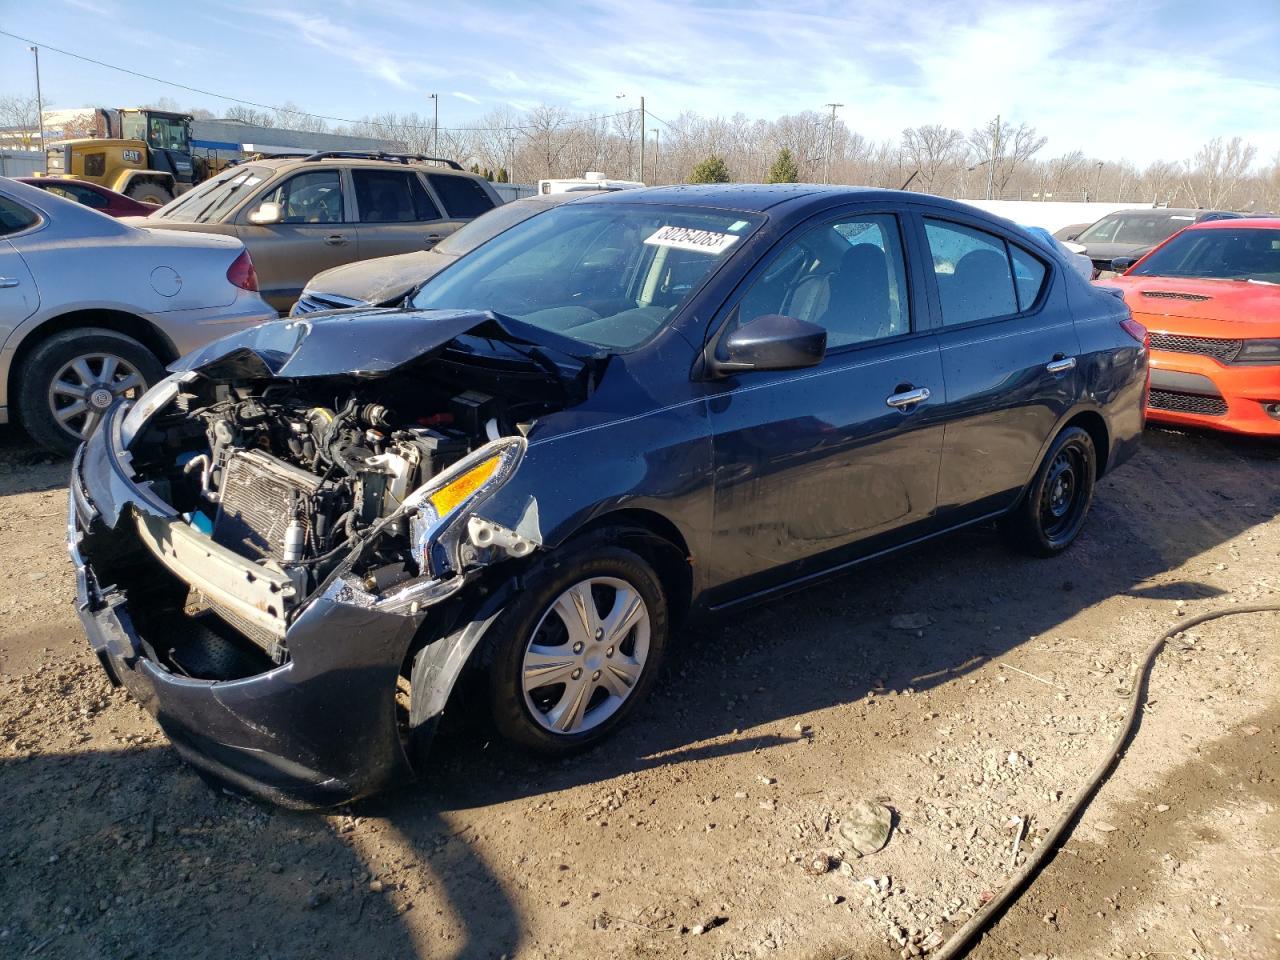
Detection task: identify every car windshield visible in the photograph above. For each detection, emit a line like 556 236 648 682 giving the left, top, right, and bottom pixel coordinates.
154 166 269 223
433 199 555 256
1130 228 1280 283
411 202 762 349
1076 212 1195 246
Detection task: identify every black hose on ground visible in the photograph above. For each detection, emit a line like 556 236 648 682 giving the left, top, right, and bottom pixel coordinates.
931 602 1280 960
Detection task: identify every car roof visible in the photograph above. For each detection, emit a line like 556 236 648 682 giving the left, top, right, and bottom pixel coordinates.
570 183 990 216
1185 216 1280 231
1108 207 1237 218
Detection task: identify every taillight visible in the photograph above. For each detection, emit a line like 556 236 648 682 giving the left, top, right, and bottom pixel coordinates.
227 250 258 292
1120 317 1148 348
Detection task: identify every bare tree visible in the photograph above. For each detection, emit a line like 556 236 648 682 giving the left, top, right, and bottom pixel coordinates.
901 124 965 193
1182 136 1258 208
274 102 328 135
0 93 41 147
969 117 1047 198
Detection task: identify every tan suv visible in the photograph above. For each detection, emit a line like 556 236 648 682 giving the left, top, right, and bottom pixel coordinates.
130 153 501 312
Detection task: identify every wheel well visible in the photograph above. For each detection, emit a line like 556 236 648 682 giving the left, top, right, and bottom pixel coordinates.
8 310 178 417
1064 410 1110 477
569 509 694 627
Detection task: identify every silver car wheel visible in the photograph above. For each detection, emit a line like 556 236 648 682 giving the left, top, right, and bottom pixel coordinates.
47 352 147 440
521 576 651 736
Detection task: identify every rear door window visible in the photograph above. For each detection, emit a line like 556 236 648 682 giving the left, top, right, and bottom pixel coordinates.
352 170 442 223
426 174 495 218
924 219 1018 325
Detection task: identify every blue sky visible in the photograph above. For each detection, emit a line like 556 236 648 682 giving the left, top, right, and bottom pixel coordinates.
3 0 1278 165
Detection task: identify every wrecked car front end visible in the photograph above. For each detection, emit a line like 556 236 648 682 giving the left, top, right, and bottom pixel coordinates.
67 311 577 807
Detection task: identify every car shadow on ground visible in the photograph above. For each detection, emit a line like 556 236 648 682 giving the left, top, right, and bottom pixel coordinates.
0 743 523 959
378 426 1279 820
0 426 69 497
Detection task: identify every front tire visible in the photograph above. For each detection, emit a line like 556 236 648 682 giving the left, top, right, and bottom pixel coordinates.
488 537 669 755
16 328 164 456
1000 426 1097 557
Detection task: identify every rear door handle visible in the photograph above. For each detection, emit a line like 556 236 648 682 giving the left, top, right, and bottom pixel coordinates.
0 277 19 288
1046 355 1076 374
886 386 931 409
324 235 349 246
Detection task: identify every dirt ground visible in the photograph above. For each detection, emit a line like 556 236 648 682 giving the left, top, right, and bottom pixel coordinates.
1 422 1276 960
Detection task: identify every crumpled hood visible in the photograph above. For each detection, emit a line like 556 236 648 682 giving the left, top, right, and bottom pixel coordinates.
306 250 454 306
170 308 599 381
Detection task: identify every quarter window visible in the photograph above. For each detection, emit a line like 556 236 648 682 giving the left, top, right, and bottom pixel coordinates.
924 220 1018 325
353 170 441 223
0 195 39 235
262 171 344 224
1010 245 1047 310
737 214 911 349
426 174 495 219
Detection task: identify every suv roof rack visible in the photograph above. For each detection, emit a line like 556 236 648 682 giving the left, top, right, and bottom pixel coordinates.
297 151 464 170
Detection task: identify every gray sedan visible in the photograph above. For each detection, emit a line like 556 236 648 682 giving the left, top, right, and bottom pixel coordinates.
0 177 276 453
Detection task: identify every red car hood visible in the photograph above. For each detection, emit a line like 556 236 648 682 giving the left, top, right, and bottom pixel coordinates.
1099 275 1280 337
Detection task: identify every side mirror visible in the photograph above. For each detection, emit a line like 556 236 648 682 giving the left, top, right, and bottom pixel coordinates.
248 201 283 225
1110 256 1138 274
709 313 826 377
1065 232 1079 241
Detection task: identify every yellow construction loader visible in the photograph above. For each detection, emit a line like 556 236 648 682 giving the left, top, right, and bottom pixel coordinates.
43 108 223 205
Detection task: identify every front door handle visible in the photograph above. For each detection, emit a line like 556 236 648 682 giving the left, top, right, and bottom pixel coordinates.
324 234 349 246
0 277 19 288
886 386 931 409
1046 355 1077 374
424 233 443 245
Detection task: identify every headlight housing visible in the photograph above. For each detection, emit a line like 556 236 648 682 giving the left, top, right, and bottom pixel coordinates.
1234 339 1280 365
406 437 525 576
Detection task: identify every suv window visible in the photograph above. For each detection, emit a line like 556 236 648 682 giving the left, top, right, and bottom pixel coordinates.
0 195 39 235
263 170 344 224
426 174 495 219
738 214 911 348
924 219 1018 325
352 170 441 223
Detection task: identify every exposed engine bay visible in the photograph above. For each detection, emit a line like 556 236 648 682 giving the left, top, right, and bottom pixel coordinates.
113 322 594 667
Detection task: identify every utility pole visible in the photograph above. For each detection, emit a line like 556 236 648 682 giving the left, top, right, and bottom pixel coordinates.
30 46 45 152
985 113 1000 200
508 135 517 188
650 127 660 185
823 103 843 184
428 93 438 154
638 96 646 183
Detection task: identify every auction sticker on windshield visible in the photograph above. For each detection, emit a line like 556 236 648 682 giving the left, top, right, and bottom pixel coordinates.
645 225 741 255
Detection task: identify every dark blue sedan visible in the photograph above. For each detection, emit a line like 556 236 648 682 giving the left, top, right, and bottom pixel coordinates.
69 185 1148 806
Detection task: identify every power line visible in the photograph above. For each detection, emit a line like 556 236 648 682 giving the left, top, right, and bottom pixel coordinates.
0 28 639 135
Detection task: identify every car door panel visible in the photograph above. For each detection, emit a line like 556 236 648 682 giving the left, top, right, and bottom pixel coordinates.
352 170 460 263
707 338 945 598
917 215 1082 519
703 208 945 603
236 168 357 312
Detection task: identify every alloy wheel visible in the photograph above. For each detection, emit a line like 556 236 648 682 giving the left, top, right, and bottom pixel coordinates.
521 576 651 736
46 353 147 441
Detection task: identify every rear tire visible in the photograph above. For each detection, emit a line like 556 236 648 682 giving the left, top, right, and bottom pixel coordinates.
126 182 173 206
487 535 669 756
16 327 164 456
999 426 1097 558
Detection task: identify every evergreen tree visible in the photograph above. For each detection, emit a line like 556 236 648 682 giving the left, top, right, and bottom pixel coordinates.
766 147 800 183
496 167 509 183
688 154 732 184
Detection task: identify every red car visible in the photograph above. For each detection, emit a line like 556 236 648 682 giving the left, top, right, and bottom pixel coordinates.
1100 218 1280 436
16 177 157 218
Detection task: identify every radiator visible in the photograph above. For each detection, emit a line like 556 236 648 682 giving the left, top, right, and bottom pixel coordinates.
212 449 321 563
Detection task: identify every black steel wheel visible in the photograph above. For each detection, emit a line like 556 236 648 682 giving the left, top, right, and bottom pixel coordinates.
1000 426 1097 557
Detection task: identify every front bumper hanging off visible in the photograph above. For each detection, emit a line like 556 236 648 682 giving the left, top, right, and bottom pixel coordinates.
66 409 464 808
